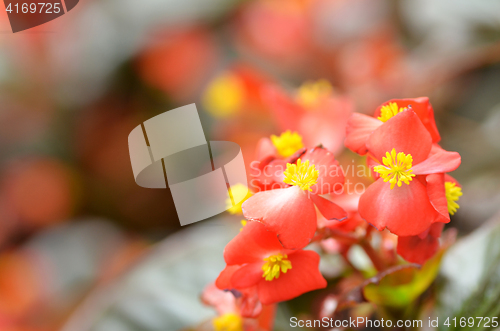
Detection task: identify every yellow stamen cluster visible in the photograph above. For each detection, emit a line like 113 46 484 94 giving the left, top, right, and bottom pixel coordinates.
213 313 243 331
271 130 304 158
296 79 333 109
239 220 247 232
262 253 292 281
445 182 462 215
225 183 252 215
374 148 416 189
202 72 245 118
283 159 319 191
377 102 407 122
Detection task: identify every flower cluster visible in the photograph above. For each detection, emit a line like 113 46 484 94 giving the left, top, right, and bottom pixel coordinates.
215 129 347 314
345 98 462 264
210 97 462 327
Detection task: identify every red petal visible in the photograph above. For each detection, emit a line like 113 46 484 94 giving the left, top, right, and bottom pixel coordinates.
298 97 353 155
263 86 353 155
317 193 364 232
251 159 288 192
366 154 381 179
224 221 285 265
255 137 277 161
262 86 302 132
397 234 439 265
412 149 461 175
216 265 240 290
366 110 432 164
426 174 450 224
358 178 441 236
256 305 277 331
264 159 287 183
345 113 382 155
429 222 445 238
239 287 263 318
300 146 344 195
257 250 327 305
323 213 364 234
201 283 236 315
444 174 460 186
231 262 264 289
310 194 347 221
329 191 361 212
374 97 441 143
242 187 317 249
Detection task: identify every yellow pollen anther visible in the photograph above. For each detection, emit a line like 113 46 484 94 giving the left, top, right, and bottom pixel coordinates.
378 102 407 122
283 159 319 191
445 182 462 215
373 148 416 189
262 253 292 281
203 72 245 118
271 130 304 158
296 79 333 108
225 184 252 215
213 313 243 331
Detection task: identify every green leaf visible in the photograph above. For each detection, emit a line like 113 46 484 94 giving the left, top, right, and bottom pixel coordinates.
363 249 445 308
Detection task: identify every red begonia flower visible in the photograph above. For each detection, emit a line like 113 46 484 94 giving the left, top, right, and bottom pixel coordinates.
201 283 239 316
366 148 456 225
345 97 440 155
397 222 444 265
215 267 263 318
243 147 347 249
358 110 460 236
216 222 327 305
374 98 441 142
263 84 353 155
250 132 307 192
235 0 310 64
345 113 382 155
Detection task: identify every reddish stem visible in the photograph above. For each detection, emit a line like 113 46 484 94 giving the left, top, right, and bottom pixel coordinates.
359 240 385 272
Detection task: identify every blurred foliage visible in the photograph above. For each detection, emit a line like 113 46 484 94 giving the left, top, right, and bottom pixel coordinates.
363 255 442 309
437 218 500 331
61 219 235 331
